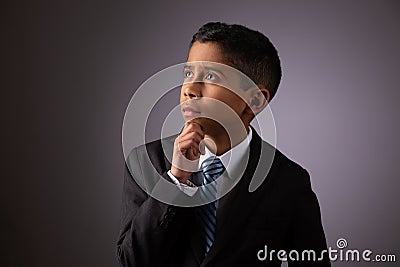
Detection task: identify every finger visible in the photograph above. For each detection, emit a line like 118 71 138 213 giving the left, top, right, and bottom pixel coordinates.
186 147 199 160
178 139 200 152
188 121 204 132
181 121 204 137
179 131 204 144
199 141 206 155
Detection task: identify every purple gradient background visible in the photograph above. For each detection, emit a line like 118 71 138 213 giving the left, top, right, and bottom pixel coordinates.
3 0 399 266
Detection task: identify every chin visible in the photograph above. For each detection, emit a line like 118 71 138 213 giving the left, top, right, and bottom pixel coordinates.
196 118 225 134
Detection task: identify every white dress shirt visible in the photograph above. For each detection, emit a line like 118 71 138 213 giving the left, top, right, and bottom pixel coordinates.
168 127 252 196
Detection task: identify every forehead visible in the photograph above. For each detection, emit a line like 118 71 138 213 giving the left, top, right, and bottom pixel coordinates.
187 41 227 63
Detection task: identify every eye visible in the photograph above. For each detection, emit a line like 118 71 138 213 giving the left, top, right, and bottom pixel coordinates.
184 70 194 79
205 73 215 80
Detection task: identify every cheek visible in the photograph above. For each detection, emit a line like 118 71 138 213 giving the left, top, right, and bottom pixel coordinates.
232 96 246 110
221 94 247 115
201 99 244 121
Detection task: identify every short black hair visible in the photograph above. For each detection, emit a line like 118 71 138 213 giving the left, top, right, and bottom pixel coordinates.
190 22 282 100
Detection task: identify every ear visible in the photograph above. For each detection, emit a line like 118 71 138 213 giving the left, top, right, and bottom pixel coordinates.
244 87 270 116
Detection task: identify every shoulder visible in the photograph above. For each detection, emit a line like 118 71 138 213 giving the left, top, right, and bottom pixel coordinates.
127 135 176 159
126 135 177 173
261 140 312 193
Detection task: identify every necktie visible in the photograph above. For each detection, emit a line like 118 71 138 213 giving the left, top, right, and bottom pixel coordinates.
197 157 225 257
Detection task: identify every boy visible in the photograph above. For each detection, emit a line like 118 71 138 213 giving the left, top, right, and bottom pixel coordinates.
117 22 330 267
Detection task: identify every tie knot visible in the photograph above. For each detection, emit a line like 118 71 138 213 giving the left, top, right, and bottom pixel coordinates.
201 157 225 185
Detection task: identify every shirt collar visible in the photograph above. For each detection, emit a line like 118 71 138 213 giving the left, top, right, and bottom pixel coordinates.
199 127 253 178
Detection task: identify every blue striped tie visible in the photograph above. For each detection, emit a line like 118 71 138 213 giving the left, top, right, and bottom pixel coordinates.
197 157 225 257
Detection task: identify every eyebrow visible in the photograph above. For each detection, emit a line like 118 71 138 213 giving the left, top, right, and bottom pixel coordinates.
183 64 226 78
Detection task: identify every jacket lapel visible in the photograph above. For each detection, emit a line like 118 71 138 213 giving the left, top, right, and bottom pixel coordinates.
160 135 175 174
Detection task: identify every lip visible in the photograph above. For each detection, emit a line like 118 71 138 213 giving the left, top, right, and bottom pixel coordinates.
181 105 201 117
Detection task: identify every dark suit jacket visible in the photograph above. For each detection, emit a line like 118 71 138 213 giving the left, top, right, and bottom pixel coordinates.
116 129 331 267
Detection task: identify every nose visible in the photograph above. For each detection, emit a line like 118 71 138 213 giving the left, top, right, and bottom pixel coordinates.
183 84 201 99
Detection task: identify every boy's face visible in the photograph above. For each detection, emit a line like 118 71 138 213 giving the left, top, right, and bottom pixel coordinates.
180 41 254 135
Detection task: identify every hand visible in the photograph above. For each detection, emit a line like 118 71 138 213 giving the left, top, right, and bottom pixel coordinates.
171 121 205 183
